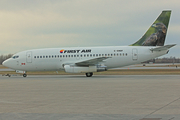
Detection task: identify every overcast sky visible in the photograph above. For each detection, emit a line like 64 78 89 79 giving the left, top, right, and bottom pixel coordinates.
0 0 180 57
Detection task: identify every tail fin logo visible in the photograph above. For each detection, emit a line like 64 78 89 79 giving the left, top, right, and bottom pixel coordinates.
131 10 171 46
142 22 167 46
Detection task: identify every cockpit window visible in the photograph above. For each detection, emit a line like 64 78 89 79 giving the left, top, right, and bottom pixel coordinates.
12 55 19 59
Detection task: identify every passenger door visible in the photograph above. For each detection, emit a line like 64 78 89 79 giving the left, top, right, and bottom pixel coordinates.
26 51 32 63
132 48 138 60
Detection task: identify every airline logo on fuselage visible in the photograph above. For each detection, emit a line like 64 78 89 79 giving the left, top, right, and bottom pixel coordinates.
60 49 91 53
60 49 64 53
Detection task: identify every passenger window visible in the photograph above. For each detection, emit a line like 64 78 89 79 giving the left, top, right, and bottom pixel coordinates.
126 53 127 56
96 54 98 57
87 54 89 57
74 55 76 57
34 56 36 58
43 56 45 58
102 54 104 56
84 54 86 57
55 55 56 58
71 55 73 57
81 55 83 57
69 55 70 57
99 54 101 57
49 55 51 58
37 56 39 58
93 54 95 57
40 56 42 58
90 54 92 57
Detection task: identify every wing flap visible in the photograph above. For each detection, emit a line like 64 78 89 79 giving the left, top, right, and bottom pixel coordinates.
75 57 110 66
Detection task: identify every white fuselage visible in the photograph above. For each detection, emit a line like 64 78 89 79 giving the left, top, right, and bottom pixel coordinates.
3 46 168 72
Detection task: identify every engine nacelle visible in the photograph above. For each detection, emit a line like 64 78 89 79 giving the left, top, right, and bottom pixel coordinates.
64 65 107 73
64 65 96 73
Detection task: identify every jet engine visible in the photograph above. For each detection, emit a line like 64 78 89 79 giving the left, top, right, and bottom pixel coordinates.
64 65 107 73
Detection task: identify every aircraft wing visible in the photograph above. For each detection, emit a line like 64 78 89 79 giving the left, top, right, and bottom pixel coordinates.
150 44 176 51
75 57 110 66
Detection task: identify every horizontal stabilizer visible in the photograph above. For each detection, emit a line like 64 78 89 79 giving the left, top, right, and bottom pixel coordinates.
150 44 176 51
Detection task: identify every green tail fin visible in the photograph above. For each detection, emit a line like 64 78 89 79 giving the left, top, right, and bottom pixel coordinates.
131 10 171 46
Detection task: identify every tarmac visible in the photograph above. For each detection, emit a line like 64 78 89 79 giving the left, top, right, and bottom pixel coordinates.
0 75 180 120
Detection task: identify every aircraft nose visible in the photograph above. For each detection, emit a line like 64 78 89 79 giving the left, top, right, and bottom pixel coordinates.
2 60 8 67
2 58 18 70
2 59 12 68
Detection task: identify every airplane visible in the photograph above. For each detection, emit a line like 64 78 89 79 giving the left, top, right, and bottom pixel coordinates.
2 10 176 77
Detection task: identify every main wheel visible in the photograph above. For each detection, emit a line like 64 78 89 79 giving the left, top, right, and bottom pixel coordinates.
85 72 93 77
23 74 27 77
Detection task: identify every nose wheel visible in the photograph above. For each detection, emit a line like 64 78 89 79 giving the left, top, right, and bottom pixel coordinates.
23 73 27 77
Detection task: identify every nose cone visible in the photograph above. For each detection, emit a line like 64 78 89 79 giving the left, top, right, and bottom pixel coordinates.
2 59 12 68
2 60 7 67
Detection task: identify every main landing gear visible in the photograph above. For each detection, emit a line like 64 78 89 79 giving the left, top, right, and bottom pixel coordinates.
85 72 93 77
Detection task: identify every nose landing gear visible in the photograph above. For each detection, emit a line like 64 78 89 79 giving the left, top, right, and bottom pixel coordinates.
23 73 27 77
15 70 27 77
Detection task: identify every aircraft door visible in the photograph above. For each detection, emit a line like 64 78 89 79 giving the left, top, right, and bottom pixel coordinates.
132 48 138 60
26 51 32 63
